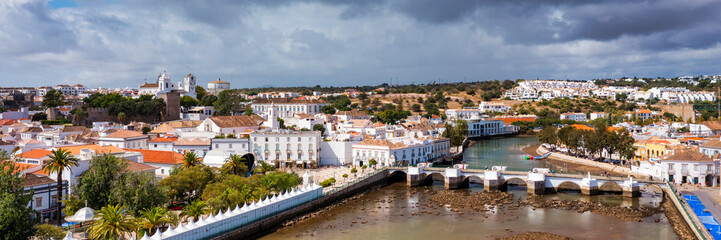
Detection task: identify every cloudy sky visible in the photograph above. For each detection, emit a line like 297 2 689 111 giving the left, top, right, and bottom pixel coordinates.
2 0 721 89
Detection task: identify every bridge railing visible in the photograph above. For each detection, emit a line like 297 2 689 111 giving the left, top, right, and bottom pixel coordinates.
666 182 711 240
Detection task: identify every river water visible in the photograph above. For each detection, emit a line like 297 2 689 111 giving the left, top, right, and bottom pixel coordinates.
260 137 677 240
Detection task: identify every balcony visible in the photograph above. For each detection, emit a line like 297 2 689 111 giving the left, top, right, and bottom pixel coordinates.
668 169 675 175
707 169 715 175
681 169 689 176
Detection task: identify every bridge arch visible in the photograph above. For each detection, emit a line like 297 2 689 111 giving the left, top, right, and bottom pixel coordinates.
503 177 528 186
641 184 665 196
463 175 483 184
423 172 445 183
555 181 581 192
388 170 407 183
599 181 623 193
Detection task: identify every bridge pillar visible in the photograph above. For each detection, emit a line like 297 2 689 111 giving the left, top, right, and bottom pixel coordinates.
407 167 427 187
622 177 640 198
527 172 546 195
484 171 501 191
581 172 599 196
444 168 467 190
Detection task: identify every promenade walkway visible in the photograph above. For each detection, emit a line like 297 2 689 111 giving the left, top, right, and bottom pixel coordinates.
536 145 648 178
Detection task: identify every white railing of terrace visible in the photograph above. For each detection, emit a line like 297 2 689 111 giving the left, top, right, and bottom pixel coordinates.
139 183 323 240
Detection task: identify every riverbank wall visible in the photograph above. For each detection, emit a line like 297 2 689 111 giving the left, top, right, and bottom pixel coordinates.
211 169 391 240
665 183 714 240
536 146 647 178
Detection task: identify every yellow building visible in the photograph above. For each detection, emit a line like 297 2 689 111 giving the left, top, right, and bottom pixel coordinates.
634 137 679 162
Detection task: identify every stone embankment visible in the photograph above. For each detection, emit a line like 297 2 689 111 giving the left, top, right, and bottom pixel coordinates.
662 195 696 240
536 146 647 178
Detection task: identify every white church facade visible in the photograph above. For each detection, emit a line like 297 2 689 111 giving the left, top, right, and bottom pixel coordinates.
139 72 197 98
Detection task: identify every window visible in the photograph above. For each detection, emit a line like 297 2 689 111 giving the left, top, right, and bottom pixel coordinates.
36 197 42 208
154 144 158 148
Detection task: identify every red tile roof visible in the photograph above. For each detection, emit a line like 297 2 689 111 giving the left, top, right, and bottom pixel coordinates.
123 149 184 165
104 130 145 139
149 136 178 143
18 149 52 159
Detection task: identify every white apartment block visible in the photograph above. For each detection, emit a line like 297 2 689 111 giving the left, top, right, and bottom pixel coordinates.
251 98 329 118
560 112 587 122
445 108 480 120
467 117 516 138
479 102 510 113
351 137 450 167
250 130 321 168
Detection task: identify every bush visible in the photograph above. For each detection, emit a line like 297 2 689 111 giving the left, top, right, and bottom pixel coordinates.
342 174 348 178
319 177 337 187
350 168 357 174
361 165 367 169
34 224 66 240
368 159 377 166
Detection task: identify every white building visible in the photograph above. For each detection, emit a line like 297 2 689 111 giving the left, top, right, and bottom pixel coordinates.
203 138 253 168
123 149 184 178
98 130 149 149
250 129 321 168
207 79 231 94
148 136 177 151
138 72 196 97
24 173 67 222
479 102 510 113
197 115 263 135
589 112 609 120
251 98 329 118
467 116 516 138
173 138 211 157
351 137 450 166
560 112 587 122
445 108 480 121
658 149 718 186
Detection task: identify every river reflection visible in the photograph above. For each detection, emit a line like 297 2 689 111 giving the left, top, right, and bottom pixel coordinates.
260 182 675 240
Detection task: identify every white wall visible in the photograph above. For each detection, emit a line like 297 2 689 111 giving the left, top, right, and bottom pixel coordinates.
319 141 356 166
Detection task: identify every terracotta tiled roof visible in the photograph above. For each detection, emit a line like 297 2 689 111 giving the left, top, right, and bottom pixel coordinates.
167 120 202 128
149 136 178 143
123 149 184 165
295 113 315 119
124 161 157 173
20 127 43 133
18 138 43 145
701 121 721 131
61 126 89 133
357 139 407 149
570 124 594 131
174 138 210 146
19 149 52 159
140 83 159 88
208 115 262 128
23 173 55 187
2 161 37 174
662 149 713 162
335 110 369 116
701 139 721 149
0 119 18 126
58 144 124 155
150 124 178 134
104 130 145 139
637 109 653 114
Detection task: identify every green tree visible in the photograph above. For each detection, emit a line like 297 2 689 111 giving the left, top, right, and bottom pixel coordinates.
214 90 245 115
180 95 200 108
374 109 411 124
221 154 249 176
537 126 558 146
313 124 326 136
442 120 468 147
76 154 127 209
0 161 37 240
321 105 336 114
181 152 202 170
88 204 138 240
111 172 168 215
42 89 66 108
180 200 208 222
369 159 377 166
195 86 207 100
255 161 275 175
141 126 151 134
244 106 254 116
33 224 65 240
137 207 168 236
160 166 215 202
200 95 218 106
42 149 79 226
117 112 127 124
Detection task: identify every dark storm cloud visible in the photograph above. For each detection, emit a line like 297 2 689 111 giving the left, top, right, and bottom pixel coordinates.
1 0 721 88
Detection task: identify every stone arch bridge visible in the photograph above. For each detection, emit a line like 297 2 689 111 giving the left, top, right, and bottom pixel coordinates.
387 167 665 197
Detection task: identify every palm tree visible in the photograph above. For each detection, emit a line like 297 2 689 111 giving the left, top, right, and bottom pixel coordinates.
89 204 138 240
180 200 208 221
165 211 181 229
221 154 248 176
138 207 169 236
180 152 202 170
254 161 275 175
42 148 79 226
